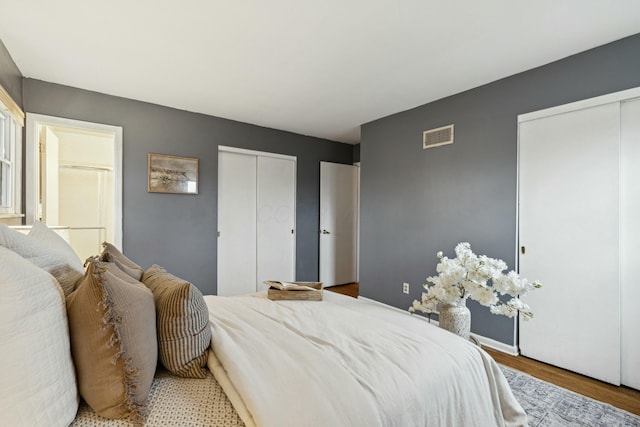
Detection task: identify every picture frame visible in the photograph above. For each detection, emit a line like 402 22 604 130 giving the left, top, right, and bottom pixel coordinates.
147 153 199 194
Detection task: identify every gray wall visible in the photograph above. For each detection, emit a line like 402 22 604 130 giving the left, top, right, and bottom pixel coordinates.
0 39 22 107
360 33 640 346
23 79 352 295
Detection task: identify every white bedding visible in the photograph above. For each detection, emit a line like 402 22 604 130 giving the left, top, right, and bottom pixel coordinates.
205 291 527 427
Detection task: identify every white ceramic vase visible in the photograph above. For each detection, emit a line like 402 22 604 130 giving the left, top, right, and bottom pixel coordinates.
439 301 471 340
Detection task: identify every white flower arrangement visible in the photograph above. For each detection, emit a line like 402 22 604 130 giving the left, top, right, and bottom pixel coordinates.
409 242 541 320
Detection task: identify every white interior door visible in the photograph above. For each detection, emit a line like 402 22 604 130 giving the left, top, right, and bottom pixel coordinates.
320 161 358 287
256 156 296 290
518 103 621 385
621 97 640 389
217 151 257 296
41 126 59 225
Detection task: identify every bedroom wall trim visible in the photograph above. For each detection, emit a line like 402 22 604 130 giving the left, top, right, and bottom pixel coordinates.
357 296 519 355
518 86 640 123
474 334 519 356
218 145 297 162
0 83 24 126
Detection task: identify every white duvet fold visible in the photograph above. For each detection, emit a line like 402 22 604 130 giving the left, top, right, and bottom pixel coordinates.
205 292 527 427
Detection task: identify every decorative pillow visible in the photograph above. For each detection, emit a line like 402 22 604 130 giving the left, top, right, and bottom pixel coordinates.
100 242 144 281
0 246 78 427
142 264 211 378
66 261 157 421
0 224 83 296
28 221 83 268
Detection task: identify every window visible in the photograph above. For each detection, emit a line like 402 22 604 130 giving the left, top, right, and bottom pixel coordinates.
0 94 23 216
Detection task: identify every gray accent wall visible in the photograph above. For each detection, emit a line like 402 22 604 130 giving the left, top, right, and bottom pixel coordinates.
360 33 640 346
0 38 23 107
23 79 352 295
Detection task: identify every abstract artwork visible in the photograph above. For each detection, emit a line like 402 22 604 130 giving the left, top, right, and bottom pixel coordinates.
148 153 198 194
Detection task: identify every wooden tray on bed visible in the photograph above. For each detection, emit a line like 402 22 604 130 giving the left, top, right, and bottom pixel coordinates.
264 281 323 301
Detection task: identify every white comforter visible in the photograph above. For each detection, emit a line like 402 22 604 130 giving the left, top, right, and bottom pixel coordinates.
204 292 527 427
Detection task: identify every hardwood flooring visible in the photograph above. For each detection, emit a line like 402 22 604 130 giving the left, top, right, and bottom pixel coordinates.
326 282 359 298
485 348 640 416
327 283 640 416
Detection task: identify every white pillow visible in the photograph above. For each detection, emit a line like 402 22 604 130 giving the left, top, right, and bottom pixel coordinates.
0 246 79 427
0 224 83 296
28 221 83 270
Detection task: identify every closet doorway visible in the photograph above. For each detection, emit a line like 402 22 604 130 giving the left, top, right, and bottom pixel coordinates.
217 146 296 296
518 88 640 389
25 114 123 261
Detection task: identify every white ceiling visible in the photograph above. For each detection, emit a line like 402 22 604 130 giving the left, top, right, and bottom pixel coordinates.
2 1 640 144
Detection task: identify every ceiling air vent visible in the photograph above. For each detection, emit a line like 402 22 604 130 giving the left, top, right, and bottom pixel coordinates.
423 124 454 149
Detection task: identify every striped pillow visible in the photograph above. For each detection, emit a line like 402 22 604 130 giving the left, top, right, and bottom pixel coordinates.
142 265 211 378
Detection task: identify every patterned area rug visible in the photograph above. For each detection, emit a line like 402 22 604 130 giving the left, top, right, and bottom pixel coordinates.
501 365 640 427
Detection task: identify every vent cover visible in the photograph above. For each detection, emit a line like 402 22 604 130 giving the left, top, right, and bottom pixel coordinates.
423 124 454 149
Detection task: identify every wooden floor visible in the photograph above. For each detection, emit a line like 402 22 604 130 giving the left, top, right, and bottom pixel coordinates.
485 348 640 416
326 282 359 298
327 283 640 416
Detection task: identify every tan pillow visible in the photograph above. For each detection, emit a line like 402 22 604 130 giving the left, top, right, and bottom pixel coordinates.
0 224 83 296
142 264 211 378
66 261 157 421
100 242 144 281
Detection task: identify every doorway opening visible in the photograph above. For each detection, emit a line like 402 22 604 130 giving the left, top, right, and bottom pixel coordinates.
26 114 122 261
319 161 359 287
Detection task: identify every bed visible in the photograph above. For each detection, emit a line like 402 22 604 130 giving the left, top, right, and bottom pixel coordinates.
204 291 526 427
0 223 527 426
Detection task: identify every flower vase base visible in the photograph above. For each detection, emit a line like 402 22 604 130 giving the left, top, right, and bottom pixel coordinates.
439 303 471 340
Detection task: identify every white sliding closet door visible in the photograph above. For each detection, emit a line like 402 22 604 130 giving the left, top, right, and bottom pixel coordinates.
256 156 296 290
217 148 296 297
519 103 621 385
218 151 257 297
621 97 640 389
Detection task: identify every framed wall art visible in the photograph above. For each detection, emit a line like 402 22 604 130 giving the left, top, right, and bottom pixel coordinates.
147 153 198 194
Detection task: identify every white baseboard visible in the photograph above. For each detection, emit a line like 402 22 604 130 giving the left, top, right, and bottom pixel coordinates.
357 296 519 356
471 334 519 355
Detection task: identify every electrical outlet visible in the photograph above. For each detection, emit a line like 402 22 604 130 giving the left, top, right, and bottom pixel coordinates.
402 282 409 294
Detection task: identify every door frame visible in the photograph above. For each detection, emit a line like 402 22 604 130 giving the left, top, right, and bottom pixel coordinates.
218 145 297 162
319 161 359 287
354 161 360 283
516 85 640 350
516 86 640 386
25 113 123 249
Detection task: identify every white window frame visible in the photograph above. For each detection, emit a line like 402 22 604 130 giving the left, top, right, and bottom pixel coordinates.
0 100 23 216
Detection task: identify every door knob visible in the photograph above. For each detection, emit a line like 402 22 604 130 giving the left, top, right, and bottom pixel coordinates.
321 229 331 234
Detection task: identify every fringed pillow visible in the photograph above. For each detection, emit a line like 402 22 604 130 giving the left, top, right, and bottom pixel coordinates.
142 264 211 378
66 261 157 422
99 242 144 281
